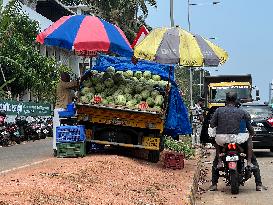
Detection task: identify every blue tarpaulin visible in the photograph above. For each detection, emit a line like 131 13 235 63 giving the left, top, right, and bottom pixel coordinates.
88 55 192 136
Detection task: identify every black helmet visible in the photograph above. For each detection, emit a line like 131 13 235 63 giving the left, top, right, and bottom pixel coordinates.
0 111 6 117
226 91 237 103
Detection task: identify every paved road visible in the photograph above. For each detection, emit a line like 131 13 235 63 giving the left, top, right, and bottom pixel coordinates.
0 138 52 173
196 149 273 205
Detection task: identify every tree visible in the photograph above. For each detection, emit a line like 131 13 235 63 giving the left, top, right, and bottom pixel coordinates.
175 67 210 108
0 0 69 103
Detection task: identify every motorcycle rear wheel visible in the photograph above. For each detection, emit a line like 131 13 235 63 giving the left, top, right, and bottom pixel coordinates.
230 170 239 194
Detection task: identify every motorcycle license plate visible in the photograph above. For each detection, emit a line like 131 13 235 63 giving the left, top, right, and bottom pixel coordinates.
226 155 239 162
253 127 262 131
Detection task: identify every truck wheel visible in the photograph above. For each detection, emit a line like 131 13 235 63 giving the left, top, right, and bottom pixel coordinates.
230 170 239 194
148 150 160 163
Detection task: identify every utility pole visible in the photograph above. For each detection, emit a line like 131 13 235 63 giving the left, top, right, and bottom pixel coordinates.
170 0 174 27
187 1 220 103
187 0 191 31
269 80 273 105
187 0 194 107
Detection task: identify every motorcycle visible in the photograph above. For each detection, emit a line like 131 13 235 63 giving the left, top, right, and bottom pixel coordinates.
39 121 48 139
0 126 10 146
25 122 41 141
36 117 51 139
0 112 10 146
6 123 21 144
15 116 29 141
219 142 253 194
45 118 53 138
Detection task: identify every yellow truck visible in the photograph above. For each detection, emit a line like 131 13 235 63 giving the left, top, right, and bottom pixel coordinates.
200 74 259 143
76 103 165 162
58 54 192 161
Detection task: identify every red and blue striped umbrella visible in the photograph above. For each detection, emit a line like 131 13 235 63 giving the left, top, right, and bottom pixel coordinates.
36 15 133 57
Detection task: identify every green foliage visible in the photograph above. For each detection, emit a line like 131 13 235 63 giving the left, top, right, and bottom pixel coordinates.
0 0 70 103
175 66 210 108
164 137 195 159
0 78 15 99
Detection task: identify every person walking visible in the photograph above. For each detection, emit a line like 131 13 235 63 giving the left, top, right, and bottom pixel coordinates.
191 98 205 146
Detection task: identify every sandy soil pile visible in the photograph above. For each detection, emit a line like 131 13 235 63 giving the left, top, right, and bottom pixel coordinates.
0 151 197 205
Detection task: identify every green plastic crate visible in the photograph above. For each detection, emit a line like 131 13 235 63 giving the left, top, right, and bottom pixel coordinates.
57 142 86 158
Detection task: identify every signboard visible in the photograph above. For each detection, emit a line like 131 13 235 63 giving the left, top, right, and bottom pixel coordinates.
211 85 250 89
0 100 51 116
131 25 149 48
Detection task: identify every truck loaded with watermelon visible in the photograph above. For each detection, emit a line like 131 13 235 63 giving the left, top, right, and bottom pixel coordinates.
75 55 191 163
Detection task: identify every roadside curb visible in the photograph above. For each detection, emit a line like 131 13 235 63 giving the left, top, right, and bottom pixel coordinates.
184 148 203 205
0 158 52 175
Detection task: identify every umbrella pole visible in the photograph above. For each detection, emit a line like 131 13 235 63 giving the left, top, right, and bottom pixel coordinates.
80 57 86 77
190 67 193 107
167 66 172 92
199 68 202 96
164 65 172 110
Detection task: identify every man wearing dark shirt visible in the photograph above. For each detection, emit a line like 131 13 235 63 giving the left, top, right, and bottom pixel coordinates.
210 96 254 167
209 92 265 191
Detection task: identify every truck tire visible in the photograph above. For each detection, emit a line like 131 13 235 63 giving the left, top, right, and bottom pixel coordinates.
148 150 160 163
159 135 164 152
230 170 239 194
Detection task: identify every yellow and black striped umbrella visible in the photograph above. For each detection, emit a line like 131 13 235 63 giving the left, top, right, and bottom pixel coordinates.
134 27 228 67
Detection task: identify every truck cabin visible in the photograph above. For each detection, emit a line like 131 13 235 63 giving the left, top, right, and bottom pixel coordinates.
209 82 252 103
203 75 253 108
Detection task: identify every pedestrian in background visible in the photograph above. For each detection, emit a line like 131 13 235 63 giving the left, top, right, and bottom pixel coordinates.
191 98 205 146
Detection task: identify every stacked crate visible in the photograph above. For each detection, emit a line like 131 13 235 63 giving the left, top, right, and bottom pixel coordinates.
56 125 86 158
163 152 184 170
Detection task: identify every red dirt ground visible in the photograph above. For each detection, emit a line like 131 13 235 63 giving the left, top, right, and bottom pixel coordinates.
0 151 197 205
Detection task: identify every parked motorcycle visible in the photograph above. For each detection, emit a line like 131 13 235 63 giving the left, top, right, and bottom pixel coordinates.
45 118 53 138
6 123 21 144
219 142 253 194
0 112 10 146
0 126 10 146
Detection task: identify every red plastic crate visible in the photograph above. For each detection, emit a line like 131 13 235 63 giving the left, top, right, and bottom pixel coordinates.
164 152 184 170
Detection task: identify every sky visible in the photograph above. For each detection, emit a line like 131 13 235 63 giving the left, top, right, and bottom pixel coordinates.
146 0 273 102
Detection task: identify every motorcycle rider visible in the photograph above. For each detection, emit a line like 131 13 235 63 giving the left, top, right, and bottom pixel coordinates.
209 91 266 191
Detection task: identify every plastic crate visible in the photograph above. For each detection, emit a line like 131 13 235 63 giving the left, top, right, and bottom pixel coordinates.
57 142 86 158
56 125 86 143
58 111 75 118
163 152 184 170
66 103 76 113
58 103 76 118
